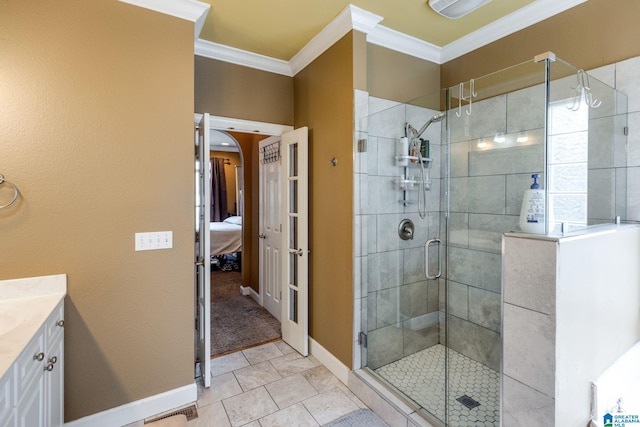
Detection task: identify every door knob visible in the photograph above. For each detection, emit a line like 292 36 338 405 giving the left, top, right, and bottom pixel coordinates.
290 248 306 256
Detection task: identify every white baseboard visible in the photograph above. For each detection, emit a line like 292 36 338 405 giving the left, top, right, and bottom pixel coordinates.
240 285 260 303
309 337 351 385
64 383 196 427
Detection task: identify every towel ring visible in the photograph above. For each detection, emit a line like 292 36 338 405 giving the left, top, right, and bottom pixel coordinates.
0 174 19 209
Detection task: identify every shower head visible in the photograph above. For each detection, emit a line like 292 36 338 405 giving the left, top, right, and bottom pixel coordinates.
406 112 445 139
430 112 446 123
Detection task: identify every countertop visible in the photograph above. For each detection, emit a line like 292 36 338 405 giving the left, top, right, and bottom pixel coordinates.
0 274 67 380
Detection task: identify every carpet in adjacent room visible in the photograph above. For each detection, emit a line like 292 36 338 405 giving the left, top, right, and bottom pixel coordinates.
210 270 281 357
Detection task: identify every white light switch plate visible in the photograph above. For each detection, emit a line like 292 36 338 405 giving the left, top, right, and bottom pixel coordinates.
135 231 173 251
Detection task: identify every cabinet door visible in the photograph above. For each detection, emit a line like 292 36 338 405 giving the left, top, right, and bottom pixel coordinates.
15 332 45 403
15 373 44 427
45 333 64 427
44 303 64 345
0 371 13 427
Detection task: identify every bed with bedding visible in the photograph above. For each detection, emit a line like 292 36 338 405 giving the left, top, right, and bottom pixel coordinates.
210 216 242 256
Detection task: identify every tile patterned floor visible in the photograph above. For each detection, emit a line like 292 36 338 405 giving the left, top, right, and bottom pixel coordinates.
374 344 499 426
128 340 370 427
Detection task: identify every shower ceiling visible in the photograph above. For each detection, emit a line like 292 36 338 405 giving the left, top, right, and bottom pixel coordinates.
195 0 581 61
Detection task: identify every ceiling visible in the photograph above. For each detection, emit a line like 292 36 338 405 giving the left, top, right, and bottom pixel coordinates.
197 0 538 61
122 0 587 74
194 0 587 63
210 130 240 152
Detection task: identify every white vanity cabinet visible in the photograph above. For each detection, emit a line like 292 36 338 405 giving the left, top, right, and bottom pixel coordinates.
3 299 64 427
0 365 14 427
44 302 64 427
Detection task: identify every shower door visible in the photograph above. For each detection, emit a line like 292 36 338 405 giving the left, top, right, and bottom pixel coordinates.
358 90 448 424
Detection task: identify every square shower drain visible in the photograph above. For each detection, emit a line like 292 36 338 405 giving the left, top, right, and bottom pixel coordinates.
144 404 198 423
456 395 481 410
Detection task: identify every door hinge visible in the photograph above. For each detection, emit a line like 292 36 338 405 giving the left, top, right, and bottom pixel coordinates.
624 126 629 136
357 139 367 153
358 332 367 348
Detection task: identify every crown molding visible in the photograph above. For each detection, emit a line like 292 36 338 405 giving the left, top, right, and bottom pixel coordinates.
119 0 210 40
193 1 586 73
349 4 385 34
195 39 292 76
367 24 441 64
440 0 588 63
289 4 383 76
194 4 384 76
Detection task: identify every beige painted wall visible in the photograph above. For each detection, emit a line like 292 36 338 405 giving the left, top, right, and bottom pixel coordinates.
442 0 640 87
0 1 194 422
294 32 356 367
368 44 441 103
195 56 294 126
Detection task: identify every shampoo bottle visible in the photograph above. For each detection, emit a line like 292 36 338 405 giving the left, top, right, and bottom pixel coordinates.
519 174 545 234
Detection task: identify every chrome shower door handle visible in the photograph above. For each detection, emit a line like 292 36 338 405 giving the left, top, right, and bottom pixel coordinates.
424 238 442 280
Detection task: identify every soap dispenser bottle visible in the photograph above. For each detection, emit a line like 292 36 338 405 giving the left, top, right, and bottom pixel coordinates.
519 174 545 234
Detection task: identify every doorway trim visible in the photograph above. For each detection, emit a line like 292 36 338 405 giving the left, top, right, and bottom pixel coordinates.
194 114 293 137
193 113 293 375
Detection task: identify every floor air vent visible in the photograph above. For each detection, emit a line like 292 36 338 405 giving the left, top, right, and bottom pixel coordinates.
456 395 481 410
144 404 199 424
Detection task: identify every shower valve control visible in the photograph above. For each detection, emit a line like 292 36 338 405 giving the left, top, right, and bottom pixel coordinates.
398 219 415 241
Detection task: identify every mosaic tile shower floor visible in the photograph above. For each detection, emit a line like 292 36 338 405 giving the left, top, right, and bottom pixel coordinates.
374 344 499 426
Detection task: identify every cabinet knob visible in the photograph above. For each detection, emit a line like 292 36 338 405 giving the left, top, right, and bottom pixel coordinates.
33 352 45 361
48 356 58 364
44 363 54 372
56 320 65 327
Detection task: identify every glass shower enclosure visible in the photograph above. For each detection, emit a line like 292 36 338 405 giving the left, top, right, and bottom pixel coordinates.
356 53 628 426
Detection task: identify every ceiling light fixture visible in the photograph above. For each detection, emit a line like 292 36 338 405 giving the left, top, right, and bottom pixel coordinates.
428 0 492 19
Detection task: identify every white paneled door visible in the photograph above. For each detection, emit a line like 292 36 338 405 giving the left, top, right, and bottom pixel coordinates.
281 127 309 356
259 136 283 321
195 113 211 387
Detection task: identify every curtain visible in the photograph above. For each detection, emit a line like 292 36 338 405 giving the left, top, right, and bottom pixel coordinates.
210 158 228 222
